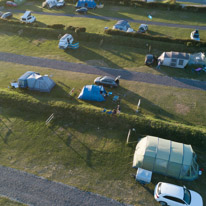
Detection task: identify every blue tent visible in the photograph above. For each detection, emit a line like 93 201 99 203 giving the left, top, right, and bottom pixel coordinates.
78 85 106 102
76 0 96 9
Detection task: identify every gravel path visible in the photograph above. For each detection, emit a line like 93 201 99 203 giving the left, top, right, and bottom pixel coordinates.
4 9 206 30
0 52 206 91
0 165 127 206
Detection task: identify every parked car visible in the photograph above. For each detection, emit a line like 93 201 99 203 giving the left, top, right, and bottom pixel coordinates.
94 76 120 88
154 182 203 206
20 11 36 23
76 7 88 14
138 24 148 33
112 20 131 32
6 1 17 7
145 54 157 66
1 12 13 19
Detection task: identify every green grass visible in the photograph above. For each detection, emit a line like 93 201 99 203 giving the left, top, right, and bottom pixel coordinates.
0 197 25 206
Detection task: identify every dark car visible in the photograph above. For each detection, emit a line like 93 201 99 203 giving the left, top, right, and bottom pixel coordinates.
76 7 88 14
145 54 157 66
1 12 13 19
94 76 120 88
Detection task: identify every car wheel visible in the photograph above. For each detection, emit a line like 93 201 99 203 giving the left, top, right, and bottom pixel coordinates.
159 201 168 206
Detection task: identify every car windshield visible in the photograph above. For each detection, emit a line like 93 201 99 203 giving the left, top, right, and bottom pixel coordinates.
183 187 191 205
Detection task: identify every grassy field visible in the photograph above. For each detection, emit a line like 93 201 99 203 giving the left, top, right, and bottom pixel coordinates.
0 2 206 205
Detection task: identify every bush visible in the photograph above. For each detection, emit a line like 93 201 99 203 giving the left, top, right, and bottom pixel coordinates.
66 25 76 31
47 24 65 29
104 29 206 48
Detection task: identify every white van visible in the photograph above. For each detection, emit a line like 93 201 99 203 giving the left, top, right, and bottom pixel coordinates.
20 11 36 23
58 34 74 49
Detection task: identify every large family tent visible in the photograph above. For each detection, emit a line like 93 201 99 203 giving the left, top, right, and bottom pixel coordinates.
27 73 55 92
158 52 190 69
78 85 106 102
18 71 55 92
133 136 199 180
76 0 96 8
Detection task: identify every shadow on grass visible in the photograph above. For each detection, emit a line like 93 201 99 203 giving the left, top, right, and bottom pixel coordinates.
19 84 80 105
65 44 121 69
49 126 94 168
85 85 190 124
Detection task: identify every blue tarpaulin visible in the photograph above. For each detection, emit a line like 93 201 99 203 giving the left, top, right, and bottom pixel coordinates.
76 0 96 8
78 85 106 102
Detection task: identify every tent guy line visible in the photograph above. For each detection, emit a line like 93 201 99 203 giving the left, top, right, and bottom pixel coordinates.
0 51 206 91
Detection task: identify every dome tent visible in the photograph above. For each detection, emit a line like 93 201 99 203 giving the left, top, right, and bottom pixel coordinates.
78 85 106 102
18 71 55 92
27 73 55 92
133 136 199 181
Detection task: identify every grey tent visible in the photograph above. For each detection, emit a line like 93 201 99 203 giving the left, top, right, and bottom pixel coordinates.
27 73 55 92
158 51 190 68
133 136 199 180
18 71 36 88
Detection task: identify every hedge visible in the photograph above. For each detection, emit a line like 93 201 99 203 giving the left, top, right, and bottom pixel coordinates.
0 89 205 147
104 29 206 48
0 22 203 54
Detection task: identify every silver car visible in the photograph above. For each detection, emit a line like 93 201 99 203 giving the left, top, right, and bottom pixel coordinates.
1 12 13 19
94 76 120 88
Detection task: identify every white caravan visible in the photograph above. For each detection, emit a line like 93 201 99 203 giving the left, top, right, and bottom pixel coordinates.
20 11 36 23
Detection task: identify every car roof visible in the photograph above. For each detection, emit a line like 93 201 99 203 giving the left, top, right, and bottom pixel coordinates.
101 76 114 81
160 182 184 199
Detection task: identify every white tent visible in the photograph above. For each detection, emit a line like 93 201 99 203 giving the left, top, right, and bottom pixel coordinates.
158 51 190 69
